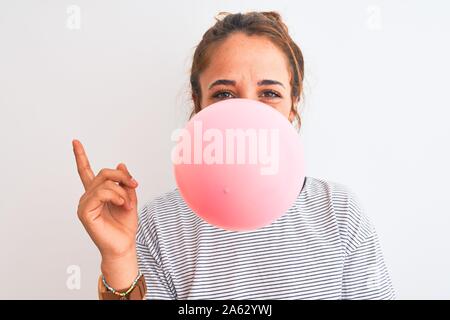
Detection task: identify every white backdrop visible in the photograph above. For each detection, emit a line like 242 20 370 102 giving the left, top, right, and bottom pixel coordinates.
1 0 449 299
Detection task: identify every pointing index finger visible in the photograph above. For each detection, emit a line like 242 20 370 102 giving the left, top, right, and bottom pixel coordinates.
72 139 95 190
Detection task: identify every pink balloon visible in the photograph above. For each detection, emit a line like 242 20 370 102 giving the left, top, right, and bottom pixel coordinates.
172 98 305 231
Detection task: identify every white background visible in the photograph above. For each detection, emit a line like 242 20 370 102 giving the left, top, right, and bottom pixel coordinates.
1 0 449 299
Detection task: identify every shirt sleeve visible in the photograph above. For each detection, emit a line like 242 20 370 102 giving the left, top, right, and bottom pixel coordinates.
335 185 396 300
135 202 177 300
342 228 396 299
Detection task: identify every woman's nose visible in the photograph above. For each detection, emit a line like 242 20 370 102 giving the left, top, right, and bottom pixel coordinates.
238 91 258 101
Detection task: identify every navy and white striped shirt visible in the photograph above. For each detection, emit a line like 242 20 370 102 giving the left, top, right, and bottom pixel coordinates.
136 176 395 299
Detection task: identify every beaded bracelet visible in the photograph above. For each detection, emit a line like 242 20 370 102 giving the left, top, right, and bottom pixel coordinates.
102 270 143 298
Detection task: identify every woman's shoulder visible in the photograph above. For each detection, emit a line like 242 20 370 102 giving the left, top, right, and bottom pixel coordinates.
300 176 366 212
301 175 356 197
302 175 371 218
136 187 189 245
138 187 185 219
142 187 183 210
137 187 196 229
301 176 376 254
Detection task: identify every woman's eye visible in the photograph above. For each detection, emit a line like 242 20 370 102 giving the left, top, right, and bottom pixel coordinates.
261 90 281 98
212 90 281 100
212 91 234 99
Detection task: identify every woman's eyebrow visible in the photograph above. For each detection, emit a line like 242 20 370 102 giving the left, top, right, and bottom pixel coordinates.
208 79 236 90
208 79 285 90
257 79 285 88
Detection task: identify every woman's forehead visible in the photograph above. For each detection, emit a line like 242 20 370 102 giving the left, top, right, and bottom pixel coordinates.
212 34 288 67
201 35 291 87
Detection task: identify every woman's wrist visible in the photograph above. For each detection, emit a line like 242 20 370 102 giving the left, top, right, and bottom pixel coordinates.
100 248 139 290
102 270 142 297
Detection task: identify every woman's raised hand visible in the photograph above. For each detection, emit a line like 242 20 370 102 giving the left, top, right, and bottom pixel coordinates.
73 139 139 289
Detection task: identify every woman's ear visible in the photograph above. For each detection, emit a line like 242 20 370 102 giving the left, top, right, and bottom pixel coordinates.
289 96 300 123
289 110 295 123
289 106 297 123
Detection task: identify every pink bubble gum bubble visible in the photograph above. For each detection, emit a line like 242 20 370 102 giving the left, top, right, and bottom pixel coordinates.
173 98 306 232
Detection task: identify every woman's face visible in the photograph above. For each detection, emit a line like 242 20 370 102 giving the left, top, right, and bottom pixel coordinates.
198 32 296 122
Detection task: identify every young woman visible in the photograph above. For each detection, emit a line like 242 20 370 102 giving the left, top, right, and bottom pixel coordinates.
73 11 395 300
